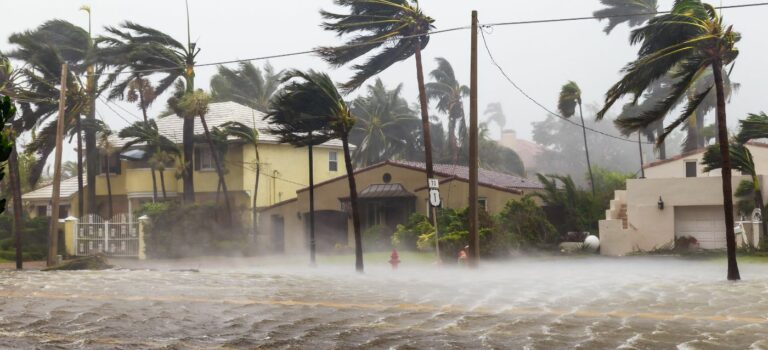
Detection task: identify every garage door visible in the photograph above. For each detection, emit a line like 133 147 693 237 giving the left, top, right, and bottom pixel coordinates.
675 206 726 249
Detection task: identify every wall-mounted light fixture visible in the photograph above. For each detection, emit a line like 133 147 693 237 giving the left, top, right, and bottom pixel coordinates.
657 196 665 210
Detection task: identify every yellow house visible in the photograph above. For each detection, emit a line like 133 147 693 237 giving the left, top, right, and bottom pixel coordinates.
22 101 349 226
259 160 544 254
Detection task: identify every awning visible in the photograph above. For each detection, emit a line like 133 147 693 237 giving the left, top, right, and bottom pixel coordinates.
120 149 147 161
340 184 415 201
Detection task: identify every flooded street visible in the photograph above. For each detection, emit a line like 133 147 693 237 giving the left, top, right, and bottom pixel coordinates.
2 257 768 349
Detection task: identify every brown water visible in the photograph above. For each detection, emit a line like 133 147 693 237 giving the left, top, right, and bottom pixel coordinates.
1 257 768 349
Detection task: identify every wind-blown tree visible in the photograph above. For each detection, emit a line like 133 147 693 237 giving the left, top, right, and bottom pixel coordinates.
425 57 469 163
221 120 261 236
178 90 232 221
597 0 742 280
97 125 115 218
97 21 200 203
594 0 659 34
318 0 437 181
210 62 283 112
484 102 506 133
118 120 179 201
8 20 101 214
702 143 767 243
148 151 175 199
558 81 595 195
350 78 420 167
267 70 364 272
736 112 768 144
533 174 592 234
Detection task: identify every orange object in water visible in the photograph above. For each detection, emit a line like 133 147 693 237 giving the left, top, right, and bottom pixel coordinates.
458 249 468 265
389 249 401 269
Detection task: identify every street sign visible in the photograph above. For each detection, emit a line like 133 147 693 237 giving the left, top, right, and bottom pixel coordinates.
428 178 439 189
429 189 441 207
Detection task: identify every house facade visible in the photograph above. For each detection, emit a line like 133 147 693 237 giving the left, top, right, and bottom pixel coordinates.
258 160 544 254
599 143 768 256
22 102 349 226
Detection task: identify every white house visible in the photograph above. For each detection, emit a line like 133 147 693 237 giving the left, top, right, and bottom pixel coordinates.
599 142 768 256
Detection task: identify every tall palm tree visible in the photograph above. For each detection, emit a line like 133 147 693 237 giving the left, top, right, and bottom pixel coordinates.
8 20 98 214
702 143 767 243
210 62 284 112
425 57 469 163
97 21 200 203
484 102 506 133
179 90 232 222
594 0 659 34
318 0 437 181
350 78 420 167
118 120 179 201
267 70 363 272
221 120 261 236
558 81 595 195
598 0 742 280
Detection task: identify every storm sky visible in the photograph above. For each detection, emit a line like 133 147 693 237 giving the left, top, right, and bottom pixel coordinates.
2 0 766 162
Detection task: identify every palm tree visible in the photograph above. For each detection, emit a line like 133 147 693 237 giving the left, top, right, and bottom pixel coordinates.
558 81 595 195
97 21 200 203
148 151 175 200
267 70 363 272
598 0 742 280
702 143 767 244
736 112 768 144
425 58 469 163
484 103 506 133
318 0 437 181
221 120 261 236
533 174 588 234
350 78 420 167
210 62 283 112
118 120 179 201
178 90 232 222
594 0 659 34
8 20 98 215
97 126 115 218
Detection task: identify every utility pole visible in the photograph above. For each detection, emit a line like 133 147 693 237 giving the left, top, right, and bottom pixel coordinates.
48 63 67 266
308 133 316 266
468 10 480 268
638 132 645 178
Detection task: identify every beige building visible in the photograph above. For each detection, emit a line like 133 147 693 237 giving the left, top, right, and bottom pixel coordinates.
258 160 544 254
498 129 543 175
599 143 768 256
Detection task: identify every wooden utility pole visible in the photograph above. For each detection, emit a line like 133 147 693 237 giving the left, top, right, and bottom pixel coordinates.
48 63 67 266
468 10 480 267
308 136 316 266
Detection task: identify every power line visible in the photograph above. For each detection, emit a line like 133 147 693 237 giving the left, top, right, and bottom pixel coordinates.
478 27 653 145
96 96 138 125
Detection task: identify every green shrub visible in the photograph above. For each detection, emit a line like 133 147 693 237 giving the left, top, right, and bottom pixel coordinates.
498 197 559 249
392 213 432 250
0 214 51 260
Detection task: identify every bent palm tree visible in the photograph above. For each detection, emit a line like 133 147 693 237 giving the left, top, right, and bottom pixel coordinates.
350 78 420 167
425 57 469 163
118 120 179 201
222 120 261 236
267 70 363 273
598 0 742 280
594 0 659 34
702 143 767 244
318 0 437 181
210 62 283 112
484 103 507 133
558 81 595 195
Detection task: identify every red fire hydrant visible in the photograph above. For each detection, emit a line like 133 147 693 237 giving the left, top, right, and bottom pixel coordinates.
389 249 401 270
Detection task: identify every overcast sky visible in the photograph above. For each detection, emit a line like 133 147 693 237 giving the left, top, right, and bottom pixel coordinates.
2 0 766 162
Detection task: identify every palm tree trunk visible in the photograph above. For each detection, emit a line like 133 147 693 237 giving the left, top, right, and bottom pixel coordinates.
415 45 434 180
182 76 195 203
200 116 232 225
253 150 260 238
308 140 316 266
342 133 363 273
656 122 666 160
712 60 740 281
159 168 167 200
76 115 84 217
138 87 158 203
150 168 158 203
86 66 98 216
578 102 595 196
9 146 23 270
105 153 113 219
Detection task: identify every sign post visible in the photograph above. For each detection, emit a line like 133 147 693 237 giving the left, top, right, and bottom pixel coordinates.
428 178 441 262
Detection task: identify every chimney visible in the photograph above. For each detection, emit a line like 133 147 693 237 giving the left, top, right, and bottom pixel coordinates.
499 129 517 149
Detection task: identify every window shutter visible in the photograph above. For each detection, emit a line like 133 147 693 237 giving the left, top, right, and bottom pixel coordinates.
194 147 201 171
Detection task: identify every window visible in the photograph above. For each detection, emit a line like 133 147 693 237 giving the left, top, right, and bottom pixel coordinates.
36 205 48 217
99 153 121 175
478 198 488 212
685 161 697 178
59 205 69 219
195 147 216 171
329 151 338 172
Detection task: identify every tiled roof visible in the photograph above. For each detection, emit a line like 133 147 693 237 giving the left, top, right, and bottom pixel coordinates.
509 138 543 170
392 160 544 190
22 177 82 201
108 101 348 149
358 183 415 198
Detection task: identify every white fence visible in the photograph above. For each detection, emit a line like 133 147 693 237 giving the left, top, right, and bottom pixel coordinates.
74 214 140 257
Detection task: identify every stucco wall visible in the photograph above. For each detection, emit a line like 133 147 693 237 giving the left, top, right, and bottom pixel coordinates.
645 144 768 179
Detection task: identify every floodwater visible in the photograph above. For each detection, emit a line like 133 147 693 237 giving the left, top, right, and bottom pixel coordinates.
1 257 768 349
